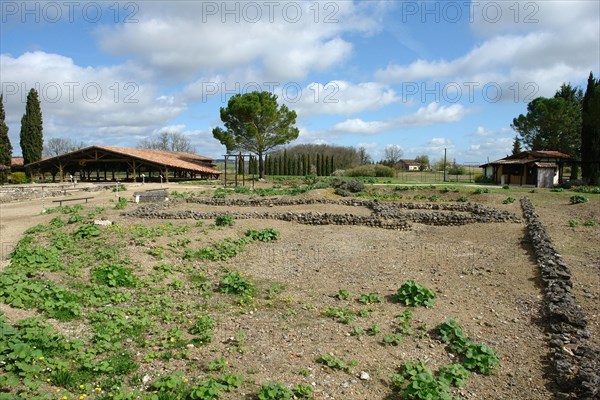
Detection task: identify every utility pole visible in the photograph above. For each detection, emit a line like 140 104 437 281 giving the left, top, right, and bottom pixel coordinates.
443 148 447 182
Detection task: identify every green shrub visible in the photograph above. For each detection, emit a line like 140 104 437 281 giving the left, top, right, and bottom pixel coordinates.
501 197 515 204
584 219 597 227
10 172 28 184
568 219 579 227
374 164 395 177
330 178 364 193
345 164 394 177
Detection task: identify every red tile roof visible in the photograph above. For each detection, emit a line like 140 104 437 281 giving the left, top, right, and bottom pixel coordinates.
11 157 24 166
26 146 221 176
94 146 221 175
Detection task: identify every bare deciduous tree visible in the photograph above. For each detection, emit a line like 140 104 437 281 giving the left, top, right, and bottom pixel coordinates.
383 144 403 166
43 137 86 157
357 146 372 164
138 132 195 153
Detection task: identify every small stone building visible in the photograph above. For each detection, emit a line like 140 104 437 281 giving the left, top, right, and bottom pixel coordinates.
479 150 570 187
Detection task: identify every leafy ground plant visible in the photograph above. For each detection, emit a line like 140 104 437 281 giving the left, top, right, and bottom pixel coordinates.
189 315 216 345
392 280 436 307
219 271 255 297
358 292 382 304
215 213 235 226
570 195 588 204
436 319 499 375
390 360 461 400
256 382 294 400
316 354 350 371
501 196 515 204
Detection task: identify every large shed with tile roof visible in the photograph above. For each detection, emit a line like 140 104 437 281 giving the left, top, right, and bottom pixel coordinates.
479 150 570 187
25 145 221 182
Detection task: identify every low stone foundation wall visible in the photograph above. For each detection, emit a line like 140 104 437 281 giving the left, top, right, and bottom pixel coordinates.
0 184 114 203
124 197 520 229
520 197 599 399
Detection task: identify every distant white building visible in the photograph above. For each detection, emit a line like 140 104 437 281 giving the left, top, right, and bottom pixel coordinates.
398 159 421 171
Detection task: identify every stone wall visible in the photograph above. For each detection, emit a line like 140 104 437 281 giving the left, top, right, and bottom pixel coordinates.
0 184 114 203
520 197 599 399
124 197 520 229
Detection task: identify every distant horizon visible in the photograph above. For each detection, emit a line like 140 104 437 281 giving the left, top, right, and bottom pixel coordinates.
2 1 598 164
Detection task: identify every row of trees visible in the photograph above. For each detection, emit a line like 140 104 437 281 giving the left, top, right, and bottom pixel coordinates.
511 72 600 184
263 152 335 176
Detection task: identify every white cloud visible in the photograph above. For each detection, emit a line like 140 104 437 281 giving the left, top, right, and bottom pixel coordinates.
331 102 470 135
472 126 513 137
290 81 399 117
331 119 392 135
0 52 184 147
357 142 378 149
96 1 383 81
376 1 599 100
465 136 514 160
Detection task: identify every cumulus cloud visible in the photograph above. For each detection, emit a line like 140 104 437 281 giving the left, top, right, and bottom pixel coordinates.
472 126 514 137
0 52 184 147
331 102 470 135
290 81 399 116
96 1 384 81
375 1 599 100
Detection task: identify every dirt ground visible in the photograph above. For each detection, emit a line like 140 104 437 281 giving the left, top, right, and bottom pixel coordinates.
0 183 598 399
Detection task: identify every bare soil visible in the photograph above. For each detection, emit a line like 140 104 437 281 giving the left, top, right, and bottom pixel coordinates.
0 183 598 399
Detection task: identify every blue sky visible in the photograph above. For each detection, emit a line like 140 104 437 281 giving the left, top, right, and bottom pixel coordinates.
1 1 598 163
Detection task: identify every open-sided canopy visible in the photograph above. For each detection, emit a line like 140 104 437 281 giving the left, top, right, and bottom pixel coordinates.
25 145 221 179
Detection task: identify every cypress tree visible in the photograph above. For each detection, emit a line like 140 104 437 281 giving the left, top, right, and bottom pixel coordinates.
237 155 244 175
290 155 297 176
0 94 12 183
251 156 257 175
301 154 307 175
317 154 322 176
330 155 335 175
581 72 600 184
20 88 43 166
265 154 271 175
297 157 301 176
283 149 288 176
